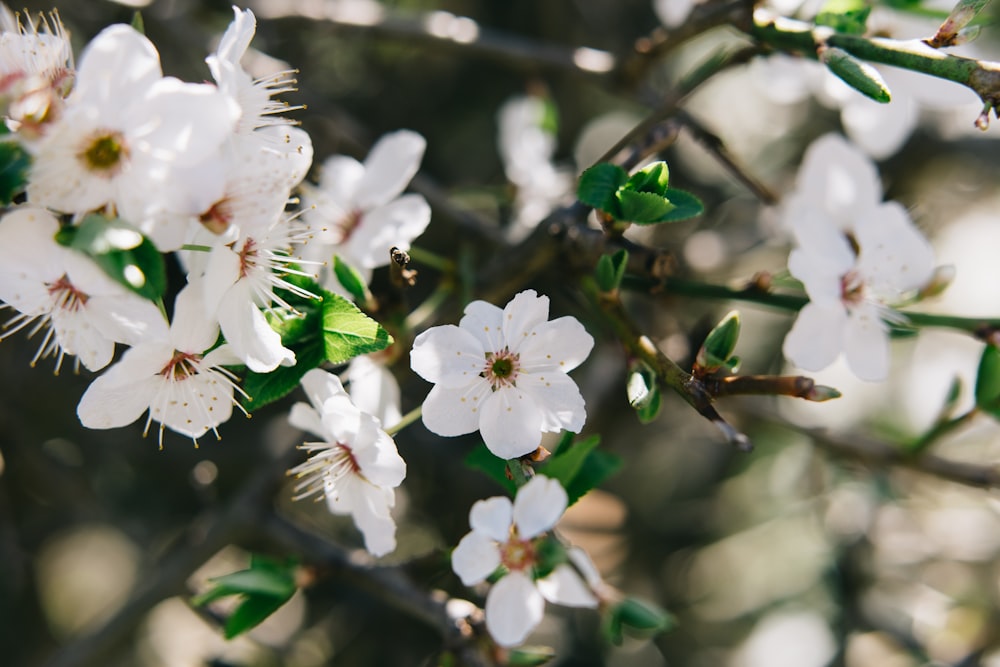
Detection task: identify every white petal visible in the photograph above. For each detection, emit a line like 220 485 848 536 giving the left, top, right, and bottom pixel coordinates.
288 402 325 439
355 130 426 209
135 78 238 167
479 388 544 460
787 248 850 307
352 422 406 488
500 290 548 343
342 194 430 269
420 381 492 438
512 475 567 539
315 155 365 212
841 91 918 161
216 281 295 372
346 356 402 427
451 530 502 585
72 25 161 110
515 316 594 373
153 369 235 438
83 293 169 347
169 282 220 353
340 478 398 557
517 372 587 433
459 300 505 352
214 6 256 66
49 308 116 371
300 367 349 407
485 571 545 647
844 304 890 382
855 201 934 295
410 324 486 386
201 244 242 313
76 347 165 429
536 563 598 608
469 496 514 542
795 132 881 225
782 302 847 372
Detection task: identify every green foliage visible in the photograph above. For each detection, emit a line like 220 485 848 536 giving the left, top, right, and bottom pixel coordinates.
975 344 1000 419
465 443 517 494
242 279 392 411
594 248 629 292
695 310 741 374
815 0 872 34
577 161 704 225
191 555 298 639
627 362 662 424
821 47 891 103
130 10 145 34
538 434 621 506
0 141 31 205
333 255 370 303
507 646 557 666
54 214 166 302
602 597 675 646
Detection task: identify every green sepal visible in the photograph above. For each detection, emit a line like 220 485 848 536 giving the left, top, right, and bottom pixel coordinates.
577 163 628 213
54 214 166 302
695 310 741 374
0 141 31 204
975 344 1000 419
821 47 891 103
594 248 629 292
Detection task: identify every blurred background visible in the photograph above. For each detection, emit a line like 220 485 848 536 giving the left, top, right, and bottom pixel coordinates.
5 0 1000 665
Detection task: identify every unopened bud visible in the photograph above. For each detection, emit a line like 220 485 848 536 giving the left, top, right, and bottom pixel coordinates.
918 264 956 299
805 385 842 402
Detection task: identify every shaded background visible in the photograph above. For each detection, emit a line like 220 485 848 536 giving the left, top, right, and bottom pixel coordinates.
5 0 1000 665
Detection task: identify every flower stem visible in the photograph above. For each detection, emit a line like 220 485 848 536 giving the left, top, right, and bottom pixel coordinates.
385 406 422 437
180 244 213 253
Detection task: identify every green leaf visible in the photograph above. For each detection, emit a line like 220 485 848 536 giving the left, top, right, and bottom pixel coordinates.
538 435 621 506
655 188 704 223
130 10 145 34
321 291 393 364
464 443 517 495
508 645 557 666
540 97 559 135
975 344 1000 419
333 255 370 304
55 214 166 301
821 47 891 103
595 249 629 292
625 161 670 194
615 597 675 635
695 310 741 373
636 384 662 424
538 435 600 490
602 605 625 645
0 141 31 204
204 567 295 599
616 190 675 224
815 0 872 33
241 337 324 411
564 448 621 506
577 163 628 213
224 593 293 639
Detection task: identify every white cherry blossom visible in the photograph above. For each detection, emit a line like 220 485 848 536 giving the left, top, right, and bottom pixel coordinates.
288 369 407 557
77 282 245 445
27 24 238 216
345 353 402 428
781 134 935 381
410 289 593 459
300 130 431 289
451 475 597 647
0 207 165 372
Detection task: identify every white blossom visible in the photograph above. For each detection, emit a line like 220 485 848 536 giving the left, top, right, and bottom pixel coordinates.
781 134 935 381
0 207 164 372
300 130 431 289
410 289 593 459
451 475 597 647
77 282 245 445
288 368 407 557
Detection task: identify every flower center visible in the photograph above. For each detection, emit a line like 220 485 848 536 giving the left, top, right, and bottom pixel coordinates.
79 129 128 175
200 198 234 234
483 347 520 391
335 209 364 244
840 270 866 308
237 238 258 278
500 535 536 572
159 350 201 381
47 274 88 311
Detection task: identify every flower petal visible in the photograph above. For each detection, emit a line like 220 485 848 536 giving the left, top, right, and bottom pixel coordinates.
459 300 505 352
844 303 890 382
216 281 295 372
536 563 598 608
855 201 934 295
346 355 402 427
452 530 502 585
355 130 426 209
517 372 587 433
420 381 491 438
794 132 881 228
410 324 486 387
512 475 567 539
782 301 847 373
500 289 548 343
352 421 406 488
288 402 325 439
334 477 398 557
169 283 220 354
479 388 544 459
469 496 514 542
485 571 545 647
342 194 430 269
515 315 594 373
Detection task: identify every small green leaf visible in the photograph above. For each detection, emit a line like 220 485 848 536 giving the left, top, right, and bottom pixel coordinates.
321 291 393 364
333 255 370 303
695 310 741 373
538 435 621 506
636 385 662 424
975 344 1000 419
540 97 559 135
56 215 166 301
538 434 601 492
464 443 517 494
655 188 704 223
0 141 31 204
203 567 295 599
508 645 557 666
241 337 325 411
815 0 872 33
595 248 629 292
131 11 145 34
625 161 670 194
224 594 292 639
615 597 675 635
602 606 625 645
616 189 675 224
821 47 891 103
577 163 628 213
564 449 621 505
